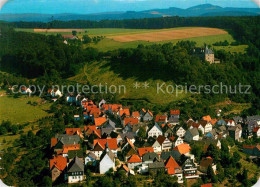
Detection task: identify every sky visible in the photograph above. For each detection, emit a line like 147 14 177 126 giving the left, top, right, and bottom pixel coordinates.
0 0 259 14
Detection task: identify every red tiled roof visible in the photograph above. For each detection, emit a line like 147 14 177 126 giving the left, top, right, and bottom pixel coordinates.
51 138 58 147
119 108 130 117
201 184 212 187
157 135 166 145
132 111 140 118
243 145 256 149
63 35 75 39
210 119 218 125
165 156 180 169
62 144 80 153
170 109 180 115
155 115 167 122
147 110 153 117
122 164 129 172
93 138 118 150
50 155 67 171
138 147 154 157
202 115 212 122
191 122 201 128
65 128 81 135
128 154 142 163
84 125 101 138
173 143 191 154
169 136 176 142
253 127 260 133
94 117 107 126
103 104 122 112
124 117 139 126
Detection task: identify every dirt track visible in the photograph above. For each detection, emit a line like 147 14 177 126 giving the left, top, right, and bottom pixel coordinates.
108 27 227 42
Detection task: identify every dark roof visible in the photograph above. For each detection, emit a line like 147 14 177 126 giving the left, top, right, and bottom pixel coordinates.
187 128 199 136
142 152 159 162
100 149 115 161
68 156 84 172
200 157 213 168
205 46 214 55
156 135 166 145
55 134 81 145
120 132 135 139
148 161 165 169
246 115 260 122
233 116 243 123
160 151 178 161
101 127 113 135
87 152 97 160
68 150 84 159
168 117 179 123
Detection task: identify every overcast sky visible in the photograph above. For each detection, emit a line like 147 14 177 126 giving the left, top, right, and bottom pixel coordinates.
0 0 259 14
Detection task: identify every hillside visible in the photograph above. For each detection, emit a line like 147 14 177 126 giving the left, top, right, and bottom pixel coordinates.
0 4 259 22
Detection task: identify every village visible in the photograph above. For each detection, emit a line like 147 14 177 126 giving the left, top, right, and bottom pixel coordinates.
48 91 260 186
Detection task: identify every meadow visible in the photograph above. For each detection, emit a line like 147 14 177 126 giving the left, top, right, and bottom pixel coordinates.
0 93 52 124
16 27 248 53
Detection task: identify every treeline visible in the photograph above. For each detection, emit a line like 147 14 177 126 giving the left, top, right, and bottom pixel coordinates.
0 27 99 79
2 16 259 48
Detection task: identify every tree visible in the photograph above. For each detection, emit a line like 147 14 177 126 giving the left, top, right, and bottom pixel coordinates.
72 30 77 36
206 143 220 161
137 126 146 140
216 163 225 182
83 35 92 44
207 166 217 183
11 125 19 135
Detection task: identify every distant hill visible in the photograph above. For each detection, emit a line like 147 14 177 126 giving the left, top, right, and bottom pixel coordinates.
0 4 259 22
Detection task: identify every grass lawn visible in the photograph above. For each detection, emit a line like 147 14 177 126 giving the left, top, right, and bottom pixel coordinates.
68 61 189 105
0 93 52 124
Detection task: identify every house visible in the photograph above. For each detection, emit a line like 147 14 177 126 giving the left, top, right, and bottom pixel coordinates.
66 93 77 103
74 115 81 121
127 154 142 169
119 164 135 176
242 145 260 156
148 158 165 175
138 152 158 174
169 136 184 147
184 128 199 142
49 88 63 97
202 138 221 149
246 115 260 125
121 137 137 161
65 128 83 138
202 115 212 123
168 117 179 126
201 183 212 187
123 117 139 127
49 155 67 182
85 152 97 166
63 35 78 40
233 116 243 124
139 108 147 117
152 135 172 152
142 110 153 122
178 156 199 179
199 157 216 173
160 151 179 161
165 156 183 183
138 147 154 158
93 138 118 158
228 124 242 141
170 109 180 118
172 143 191 159
62 144 80 158
245 120 259 136
99 148 115 174
52 134 81 154
253 127 260 137
163 125 174 137
226 120 235 127
20 86 32 95
155 115 168 125
205 129 218 140
199 120 212 134
148 123 163 138
132 111 140 120
190 122 205 134
94 117 107 127
216 119 227 127
118 108 130 119
204 45 219 64
123 123 141 136
67 157 84 183
99 99 106 108
84 125 101 139
175 126 186 138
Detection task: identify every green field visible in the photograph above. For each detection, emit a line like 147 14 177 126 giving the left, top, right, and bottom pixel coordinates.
0 93 52 124
16 27 248 53
69 61 189 105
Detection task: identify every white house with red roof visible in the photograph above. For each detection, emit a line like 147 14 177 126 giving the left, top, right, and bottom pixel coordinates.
127 154 142 169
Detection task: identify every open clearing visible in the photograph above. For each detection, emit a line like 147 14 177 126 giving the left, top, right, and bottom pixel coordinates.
34 28 84 32
68 61 189 105
107 27 227 42
0 93 52 124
